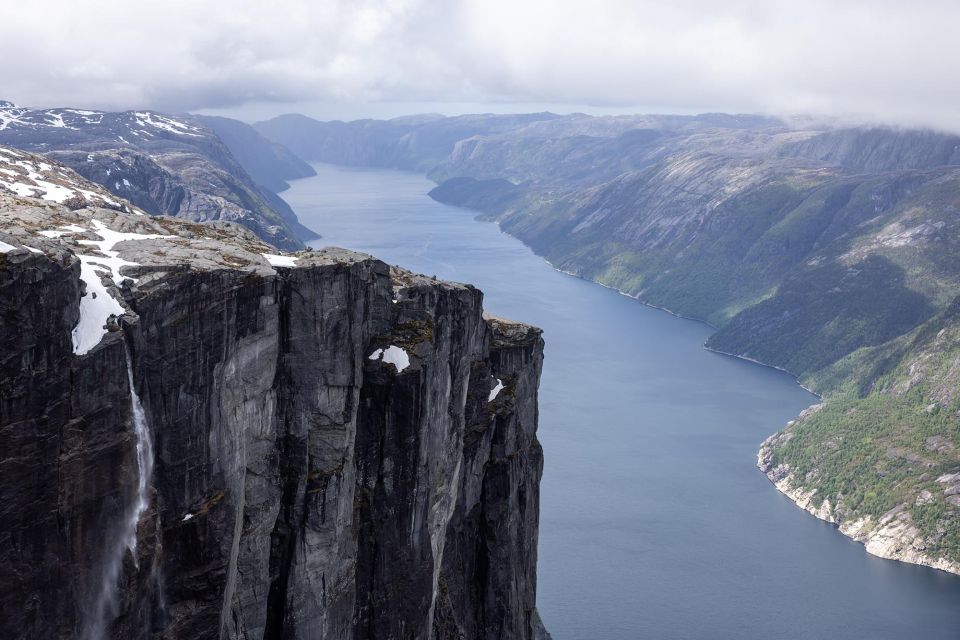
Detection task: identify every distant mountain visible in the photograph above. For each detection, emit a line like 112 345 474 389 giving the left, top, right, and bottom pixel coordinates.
257 111 960 574
253 112 563 172
191 114 316 192
0 102 316 249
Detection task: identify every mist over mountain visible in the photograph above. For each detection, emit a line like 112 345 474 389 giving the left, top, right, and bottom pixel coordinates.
4 2 960 134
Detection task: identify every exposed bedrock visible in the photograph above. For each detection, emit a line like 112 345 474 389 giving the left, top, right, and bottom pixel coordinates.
0 204 545 639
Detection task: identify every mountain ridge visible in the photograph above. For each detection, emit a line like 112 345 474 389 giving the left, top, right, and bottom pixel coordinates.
0 101 317 249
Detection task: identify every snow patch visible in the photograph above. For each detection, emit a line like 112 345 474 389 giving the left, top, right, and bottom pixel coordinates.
40 224 86 238
262 253 298 268
72 220 173 355
134 112 202 137
0 239 17 253
0 153 121 207
488 378 504 402
73 259 126 355
45 112 72 129
368 345 411 373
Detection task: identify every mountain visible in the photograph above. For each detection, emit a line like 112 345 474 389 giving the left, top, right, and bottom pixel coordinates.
0 147 546 639
253 112 562 172
0 102 316 250
191 114 316 192
256 112 960 574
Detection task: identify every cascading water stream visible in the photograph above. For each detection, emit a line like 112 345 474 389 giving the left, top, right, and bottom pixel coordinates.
82 344 155 640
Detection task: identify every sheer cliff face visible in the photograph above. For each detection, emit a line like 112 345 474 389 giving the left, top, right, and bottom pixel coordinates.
0 159 544 638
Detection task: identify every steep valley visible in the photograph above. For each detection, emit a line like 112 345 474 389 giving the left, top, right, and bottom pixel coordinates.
253 112 960 574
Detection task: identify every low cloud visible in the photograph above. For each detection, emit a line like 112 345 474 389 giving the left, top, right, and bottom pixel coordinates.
2 0 959 130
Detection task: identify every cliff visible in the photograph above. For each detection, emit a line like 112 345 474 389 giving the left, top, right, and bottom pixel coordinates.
0 149 545 638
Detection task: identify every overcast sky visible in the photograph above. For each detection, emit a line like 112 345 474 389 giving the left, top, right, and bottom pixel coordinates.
2 0 959 129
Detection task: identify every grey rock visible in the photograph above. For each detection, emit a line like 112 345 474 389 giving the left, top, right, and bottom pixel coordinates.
0 154 545 639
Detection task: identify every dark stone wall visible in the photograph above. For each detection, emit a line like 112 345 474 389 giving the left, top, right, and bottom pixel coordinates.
0 249 544 640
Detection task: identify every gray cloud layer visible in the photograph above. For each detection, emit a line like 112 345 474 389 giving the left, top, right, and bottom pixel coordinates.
2 0 959 129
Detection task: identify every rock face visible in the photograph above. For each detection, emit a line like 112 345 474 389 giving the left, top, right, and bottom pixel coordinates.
0 151 545 639
0 102 315 250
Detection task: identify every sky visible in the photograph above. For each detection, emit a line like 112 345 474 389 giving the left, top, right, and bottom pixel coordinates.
1 0 959 130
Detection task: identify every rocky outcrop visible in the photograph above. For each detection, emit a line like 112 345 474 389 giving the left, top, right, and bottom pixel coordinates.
0 154 544 639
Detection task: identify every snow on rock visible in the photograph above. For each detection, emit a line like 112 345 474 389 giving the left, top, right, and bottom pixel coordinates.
0 104 105 130
133 112 203 137
45 112 71 129
488 378 504 402
73 259 126 356
72 219 173 355
0 239 17 253
262 253 298 268
0 104 31 131
0 147 123 208
40 224 87 238
368 345 411 373
182 513 194 522
78 220 172 285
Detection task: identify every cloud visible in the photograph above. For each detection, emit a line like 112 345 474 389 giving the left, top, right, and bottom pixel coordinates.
2 0 959 130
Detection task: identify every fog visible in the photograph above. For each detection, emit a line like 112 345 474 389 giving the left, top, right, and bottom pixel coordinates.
3 0 959 130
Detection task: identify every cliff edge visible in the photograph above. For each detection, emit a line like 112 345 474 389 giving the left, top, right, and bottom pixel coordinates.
0 148 546 639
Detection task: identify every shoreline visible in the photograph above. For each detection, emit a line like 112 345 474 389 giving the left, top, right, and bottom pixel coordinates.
758 435 960 577
536 249 824 398
477 203 960 579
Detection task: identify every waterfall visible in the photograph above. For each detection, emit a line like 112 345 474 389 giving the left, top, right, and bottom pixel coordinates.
123 344 154 558
82 344 155 640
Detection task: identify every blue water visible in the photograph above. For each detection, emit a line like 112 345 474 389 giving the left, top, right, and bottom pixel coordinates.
282 163 960 640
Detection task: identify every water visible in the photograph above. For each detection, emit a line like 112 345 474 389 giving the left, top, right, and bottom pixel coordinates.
84 345 154 640
283 164 960 640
